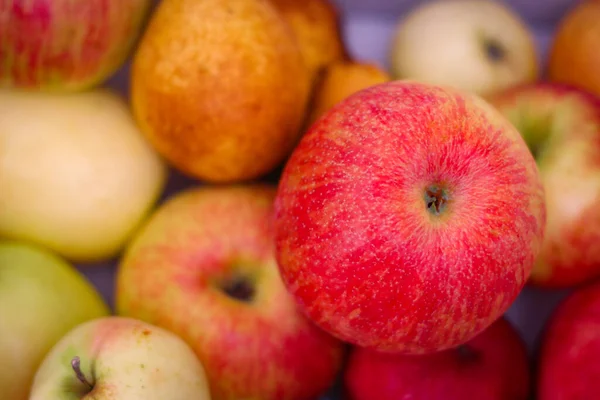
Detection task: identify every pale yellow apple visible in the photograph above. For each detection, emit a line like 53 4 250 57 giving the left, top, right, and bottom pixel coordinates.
0 88 167 263
0 241 110 400
388 0 539 97
29 316 212 400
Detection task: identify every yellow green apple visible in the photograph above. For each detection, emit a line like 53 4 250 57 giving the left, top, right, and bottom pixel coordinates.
0 241 110 400
388 0 539 97
29 316 212 400
0 88 167 263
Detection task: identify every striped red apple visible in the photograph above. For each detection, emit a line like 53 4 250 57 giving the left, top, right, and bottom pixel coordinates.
0 0 151 91
273 80 546 354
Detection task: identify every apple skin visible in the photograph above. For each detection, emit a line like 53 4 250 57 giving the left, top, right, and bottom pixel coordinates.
388 0 539 97
273 80 546 354
29 316 212 400
0 240 110 400
488 82 600 288
537 280 600 399
343 317 530 400
0 88 167 263
115 184 345 400
0 0 151 91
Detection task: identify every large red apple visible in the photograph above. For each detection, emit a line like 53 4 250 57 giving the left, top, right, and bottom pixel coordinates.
537 280 600 399
0 0 151 91
489 83 600 288
114 184 345 400
273 80 546 354
343 317 530 400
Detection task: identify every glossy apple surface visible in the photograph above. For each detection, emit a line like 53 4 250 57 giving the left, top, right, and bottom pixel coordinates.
115 184 345 400
0 241 110 400
489 82 600 288
274 80 546 354
29 316 212 400
343 317 530 400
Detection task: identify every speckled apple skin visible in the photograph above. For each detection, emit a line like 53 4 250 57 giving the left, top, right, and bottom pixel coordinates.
537 281 600 400
490 82 600 288
343 317 530 400
115 184 345 400
274 80 546 354
0 0 150 91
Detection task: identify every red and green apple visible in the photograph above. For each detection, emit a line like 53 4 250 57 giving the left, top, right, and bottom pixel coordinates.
489 82 600 288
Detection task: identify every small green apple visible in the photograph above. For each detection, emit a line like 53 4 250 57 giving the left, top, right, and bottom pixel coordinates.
29 316 212 400
0 241 110 400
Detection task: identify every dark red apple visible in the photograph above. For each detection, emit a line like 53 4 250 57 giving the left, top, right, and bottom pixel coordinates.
343 317 530 400
273 80 546 354
537 281 600 399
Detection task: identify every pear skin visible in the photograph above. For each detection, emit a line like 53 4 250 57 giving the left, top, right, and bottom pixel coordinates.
270 0 349 83
130 0 312 183
308 60 391 125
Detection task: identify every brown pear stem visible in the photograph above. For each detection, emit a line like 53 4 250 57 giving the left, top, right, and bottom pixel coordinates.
71 356 93 389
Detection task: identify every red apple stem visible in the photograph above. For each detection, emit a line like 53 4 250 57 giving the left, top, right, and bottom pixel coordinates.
71 356 93 389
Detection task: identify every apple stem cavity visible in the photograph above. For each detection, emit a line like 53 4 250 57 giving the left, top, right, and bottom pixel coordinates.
483 38 506 62
71 356 93 389
424 185 449 216
221 276 255 303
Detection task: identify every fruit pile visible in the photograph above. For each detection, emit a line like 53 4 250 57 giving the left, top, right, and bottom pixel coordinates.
2 0 600 399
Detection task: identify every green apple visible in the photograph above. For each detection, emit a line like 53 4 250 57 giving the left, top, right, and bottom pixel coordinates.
29 316 212 400
0 241 110 400
0 88 167 263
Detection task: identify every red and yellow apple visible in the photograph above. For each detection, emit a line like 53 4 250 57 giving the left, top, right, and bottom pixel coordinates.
29 316 212 400
343 317 530 400
388 0 539 97
0 241 110 400
115 184 345 400
489 83 600 288
537 280 600 399
273 80 546 354
0 0 151 91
